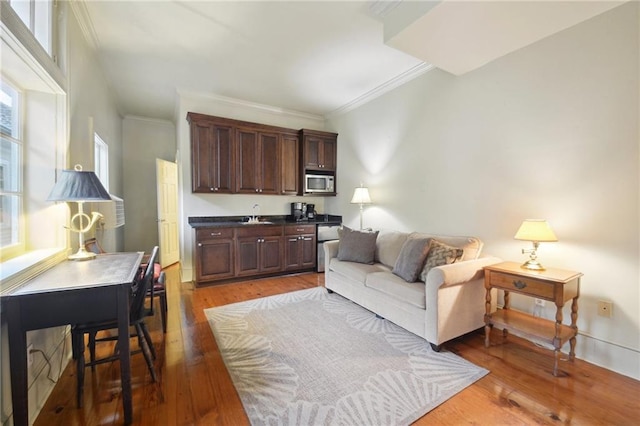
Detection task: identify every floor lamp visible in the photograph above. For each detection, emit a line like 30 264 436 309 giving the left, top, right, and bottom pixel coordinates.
350 185 372 230
47 165 112 260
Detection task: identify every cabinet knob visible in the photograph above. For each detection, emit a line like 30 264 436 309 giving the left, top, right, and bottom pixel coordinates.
513 280 527 290
210 187 214 191
198 243 202 247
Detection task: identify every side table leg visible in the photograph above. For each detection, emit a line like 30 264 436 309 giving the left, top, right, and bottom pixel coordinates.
569 296 579 361
484 282 492 348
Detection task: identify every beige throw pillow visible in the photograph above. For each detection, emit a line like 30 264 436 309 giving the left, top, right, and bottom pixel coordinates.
419 239 464 282
337 226 379 264
392 237 432 282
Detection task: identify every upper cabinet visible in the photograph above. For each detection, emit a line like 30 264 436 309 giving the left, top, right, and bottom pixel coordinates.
301 129 337 172
187 113 337 196
188 113 235 193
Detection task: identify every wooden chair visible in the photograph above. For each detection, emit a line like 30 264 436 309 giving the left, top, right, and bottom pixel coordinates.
71 246 159 407
84 238 167 333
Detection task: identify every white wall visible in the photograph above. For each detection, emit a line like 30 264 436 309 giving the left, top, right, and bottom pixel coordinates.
175 92 332 282
326 2 639 379
122 116 176 253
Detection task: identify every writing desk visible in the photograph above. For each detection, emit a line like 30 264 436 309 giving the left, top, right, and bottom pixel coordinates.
1 252 144 425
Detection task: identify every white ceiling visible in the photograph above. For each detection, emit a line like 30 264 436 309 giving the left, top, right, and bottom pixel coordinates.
73 1 625 122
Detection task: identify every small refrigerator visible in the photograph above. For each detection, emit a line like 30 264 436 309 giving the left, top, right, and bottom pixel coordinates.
317 224 340 272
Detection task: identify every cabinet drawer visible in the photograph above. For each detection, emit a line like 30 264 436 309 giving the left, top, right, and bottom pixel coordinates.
285 224 316 235
196 228 234 241
236 225 283 238
489 272 554 299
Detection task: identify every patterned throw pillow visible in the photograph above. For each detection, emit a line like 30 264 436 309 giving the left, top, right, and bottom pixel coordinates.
419 239 464 282
337 226 379 264
392 237 432 282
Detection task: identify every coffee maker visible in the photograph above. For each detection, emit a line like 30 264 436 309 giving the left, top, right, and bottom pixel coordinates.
291 202 307 221
305 204 316 220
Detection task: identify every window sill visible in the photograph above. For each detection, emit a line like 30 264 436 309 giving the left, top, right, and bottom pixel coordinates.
1 248 68 295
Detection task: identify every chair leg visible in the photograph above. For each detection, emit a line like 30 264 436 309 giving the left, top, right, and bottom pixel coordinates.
160 293 168 333
140 321 156 360
89 331 97 372
135 323 157 382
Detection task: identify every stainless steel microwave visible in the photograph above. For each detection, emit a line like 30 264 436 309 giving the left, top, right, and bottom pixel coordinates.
305 174 335 193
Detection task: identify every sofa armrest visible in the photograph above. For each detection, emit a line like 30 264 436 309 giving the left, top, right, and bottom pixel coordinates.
324 240 340 271
425 256 503 291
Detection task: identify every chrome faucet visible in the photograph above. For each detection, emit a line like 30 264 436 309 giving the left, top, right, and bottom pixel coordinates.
249 203 260 223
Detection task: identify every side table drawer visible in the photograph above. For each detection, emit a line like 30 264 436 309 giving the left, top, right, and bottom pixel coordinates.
489 271 554 299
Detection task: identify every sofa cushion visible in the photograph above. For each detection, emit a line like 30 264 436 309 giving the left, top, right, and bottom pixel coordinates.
375 230 409 268
419 239 464 282
365 272 426 309
337 226 379 264
329 258 390 283
411 233 483 261
392 237 432 282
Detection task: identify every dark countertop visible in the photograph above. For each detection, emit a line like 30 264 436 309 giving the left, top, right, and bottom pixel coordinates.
188 215 342 228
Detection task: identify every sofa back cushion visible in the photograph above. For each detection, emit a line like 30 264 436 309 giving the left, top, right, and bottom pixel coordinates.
410 233 483 261
374 230 409 268
337 226 379 264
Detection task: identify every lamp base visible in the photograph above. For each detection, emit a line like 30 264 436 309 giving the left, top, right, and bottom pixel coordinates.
68 247 96 261
520 259 546 271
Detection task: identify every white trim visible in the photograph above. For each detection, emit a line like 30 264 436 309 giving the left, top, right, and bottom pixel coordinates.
123 115 175 126
325 62 435 119
67 0 99 51
176 89 326 124
0 248 68 295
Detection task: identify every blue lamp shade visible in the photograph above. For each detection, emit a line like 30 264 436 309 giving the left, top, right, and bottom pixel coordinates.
47 166 112 202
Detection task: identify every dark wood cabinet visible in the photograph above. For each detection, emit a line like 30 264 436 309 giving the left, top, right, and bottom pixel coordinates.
301 129 337 172
194 228 235 282
188 114 235 193
284 224 317 271
280 132 299 195
235 226 283 277
236 129 280 194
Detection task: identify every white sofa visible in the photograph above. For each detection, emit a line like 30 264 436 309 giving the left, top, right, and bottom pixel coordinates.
324 229 501 349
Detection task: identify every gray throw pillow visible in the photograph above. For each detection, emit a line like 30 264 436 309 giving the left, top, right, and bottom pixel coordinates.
392 237 432 282
419 239 464 282
337 226 379 264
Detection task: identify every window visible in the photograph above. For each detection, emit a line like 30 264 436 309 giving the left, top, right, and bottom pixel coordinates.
94 133 109 192
0 80 23 256
8 0 53 55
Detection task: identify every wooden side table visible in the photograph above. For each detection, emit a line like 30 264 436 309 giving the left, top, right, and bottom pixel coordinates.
483 261 582 376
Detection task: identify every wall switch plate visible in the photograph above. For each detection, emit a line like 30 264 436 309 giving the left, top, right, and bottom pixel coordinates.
27 344 34 366
598 300 613 318
534 298 545 307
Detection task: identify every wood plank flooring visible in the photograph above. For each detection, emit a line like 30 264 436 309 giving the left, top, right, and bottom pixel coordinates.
34 265 640 425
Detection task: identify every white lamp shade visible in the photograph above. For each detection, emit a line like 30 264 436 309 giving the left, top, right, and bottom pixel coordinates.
350 187 371 204
514 219 558 242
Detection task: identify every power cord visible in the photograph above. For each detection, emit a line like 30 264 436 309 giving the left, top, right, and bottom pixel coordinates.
29 347 57 384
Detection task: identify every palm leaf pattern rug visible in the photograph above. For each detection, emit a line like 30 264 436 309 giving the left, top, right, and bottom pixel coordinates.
205 287 488 425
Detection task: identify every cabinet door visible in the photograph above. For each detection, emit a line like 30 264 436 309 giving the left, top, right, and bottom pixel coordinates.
303 136 322 170
284 236 301 270
260 236 283 272
194 228 235 283
259 132 280 195
320 137 336 171
191 121 234 193
236 236 260 276
299 235 316 268
236 128 260 193
281 133 299 195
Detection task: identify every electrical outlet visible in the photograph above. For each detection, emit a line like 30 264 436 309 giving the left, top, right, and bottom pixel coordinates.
598 301 613 318
535 298 545 307
27 344 34 366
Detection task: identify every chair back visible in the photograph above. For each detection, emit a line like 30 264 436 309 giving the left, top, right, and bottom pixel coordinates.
130 246 159 322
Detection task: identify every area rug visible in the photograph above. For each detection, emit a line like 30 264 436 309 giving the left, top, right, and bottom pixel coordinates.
204 287 488 425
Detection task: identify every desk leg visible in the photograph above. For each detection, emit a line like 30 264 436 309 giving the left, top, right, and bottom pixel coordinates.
6 301 29 426
117 285 133 425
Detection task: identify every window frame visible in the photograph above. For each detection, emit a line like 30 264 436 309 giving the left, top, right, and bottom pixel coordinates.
94 133 109 192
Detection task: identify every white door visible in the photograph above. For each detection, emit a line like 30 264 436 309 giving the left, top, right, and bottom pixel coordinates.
156 159 179 267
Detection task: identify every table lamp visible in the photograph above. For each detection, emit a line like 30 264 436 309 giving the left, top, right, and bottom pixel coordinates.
47 164 112 260
350 184 372 230
514 219 558 270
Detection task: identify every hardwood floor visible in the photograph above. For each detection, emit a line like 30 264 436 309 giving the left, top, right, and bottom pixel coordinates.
35 265 639 425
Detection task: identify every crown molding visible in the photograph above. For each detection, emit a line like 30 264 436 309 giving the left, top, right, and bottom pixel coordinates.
177 89 326 124
325 62 434 119
123 115 175 126
69 0 100 51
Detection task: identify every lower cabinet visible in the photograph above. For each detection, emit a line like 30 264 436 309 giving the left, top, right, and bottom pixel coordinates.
195 228 235 282
195 224 316 286
284 225 317 271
